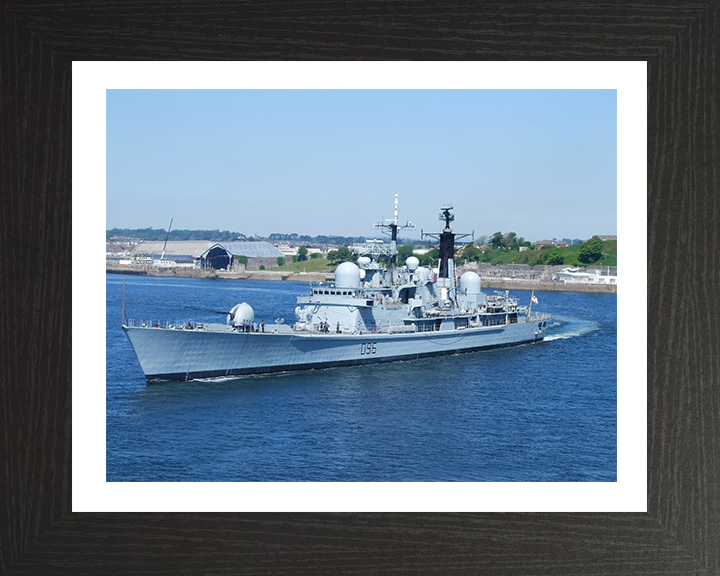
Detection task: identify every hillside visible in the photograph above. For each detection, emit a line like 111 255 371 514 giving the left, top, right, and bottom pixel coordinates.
464 239 617 268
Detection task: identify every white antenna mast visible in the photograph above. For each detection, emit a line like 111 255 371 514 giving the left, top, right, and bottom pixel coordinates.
374 194 415 269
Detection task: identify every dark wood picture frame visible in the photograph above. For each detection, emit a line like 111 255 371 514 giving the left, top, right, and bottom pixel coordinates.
2 2 718 574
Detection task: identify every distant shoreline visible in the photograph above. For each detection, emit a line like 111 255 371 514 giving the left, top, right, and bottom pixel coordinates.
106 264 617 294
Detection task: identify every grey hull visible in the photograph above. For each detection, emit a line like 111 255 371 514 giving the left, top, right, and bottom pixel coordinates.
123 321 545 382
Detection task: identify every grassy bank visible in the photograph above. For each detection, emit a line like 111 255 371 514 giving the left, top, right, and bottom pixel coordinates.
276 258 335 273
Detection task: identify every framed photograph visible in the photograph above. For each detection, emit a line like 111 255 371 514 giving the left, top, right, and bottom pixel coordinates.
87 64 638 511
3 4 717 574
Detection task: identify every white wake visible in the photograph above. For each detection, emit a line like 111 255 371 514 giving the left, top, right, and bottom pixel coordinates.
544 314 600 341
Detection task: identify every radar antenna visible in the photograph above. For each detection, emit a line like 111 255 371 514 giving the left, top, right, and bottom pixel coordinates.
439 205 454 231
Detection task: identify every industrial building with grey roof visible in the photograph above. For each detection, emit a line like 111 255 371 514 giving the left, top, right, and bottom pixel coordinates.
131 241 285 270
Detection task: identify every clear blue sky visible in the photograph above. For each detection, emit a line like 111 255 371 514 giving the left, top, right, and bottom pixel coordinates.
106 89 616 242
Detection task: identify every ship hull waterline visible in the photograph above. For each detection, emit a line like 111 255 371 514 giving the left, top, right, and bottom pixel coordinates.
123 322 545 382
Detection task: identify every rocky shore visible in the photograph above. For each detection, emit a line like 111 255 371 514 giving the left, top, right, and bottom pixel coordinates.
106 263 617 293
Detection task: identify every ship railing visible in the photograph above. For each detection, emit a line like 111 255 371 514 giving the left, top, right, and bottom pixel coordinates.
124 317 205 330
528 313 552 322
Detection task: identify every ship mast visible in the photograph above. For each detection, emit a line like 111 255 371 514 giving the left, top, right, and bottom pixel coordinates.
374 194 415 273
422 205 473 302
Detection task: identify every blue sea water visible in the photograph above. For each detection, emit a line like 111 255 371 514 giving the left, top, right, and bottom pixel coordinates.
106 275 616 482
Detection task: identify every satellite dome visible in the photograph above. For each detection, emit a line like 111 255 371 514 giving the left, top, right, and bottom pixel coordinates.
228 302 254 324
335 262 361 288
406 256 419 271
357 256 371 269
459 271 482 295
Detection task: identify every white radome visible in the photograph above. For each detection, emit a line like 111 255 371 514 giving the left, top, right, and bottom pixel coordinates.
228 302 254 324
335 261 362 288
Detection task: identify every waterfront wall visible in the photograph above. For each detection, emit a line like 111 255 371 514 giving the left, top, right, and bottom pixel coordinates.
480 278 616 294
465 263 617 294
107 263 617 293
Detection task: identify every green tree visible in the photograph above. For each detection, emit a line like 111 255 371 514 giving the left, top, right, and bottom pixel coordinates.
297 245 308 261
276 256 286 267
462 243 482 262
489 231 504 249
546 247 565 265
416 248 439 267
328 246 355 264
503 232 517 249
396 244 414 266
236 255 248 266
310 252 321 259
578 235 603 264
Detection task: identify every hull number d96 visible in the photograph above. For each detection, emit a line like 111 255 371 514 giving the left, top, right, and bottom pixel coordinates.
360 342 377 355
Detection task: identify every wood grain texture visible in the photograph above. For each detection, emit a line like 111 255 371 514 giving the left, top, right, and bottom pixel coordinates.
1 1 718 574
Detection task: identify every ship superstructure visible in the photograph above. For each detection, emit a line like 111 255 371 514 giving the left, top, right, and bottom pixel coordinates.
123 199 550 381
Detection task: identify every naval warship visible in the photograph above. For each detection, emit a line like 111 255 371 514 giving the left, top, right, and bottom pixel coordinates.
122 199 551 382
